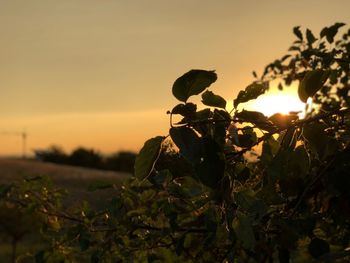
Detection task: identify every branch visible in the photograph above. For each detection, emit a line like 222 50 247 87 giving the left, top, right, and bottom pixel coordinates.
227 107 350 159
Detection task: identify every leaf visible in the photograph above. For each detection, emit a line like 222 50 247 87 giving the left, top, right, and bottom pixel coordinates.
234 83 267 108
171 103 197 117
298 70 330 102
293 26 303 40
134 136 164 180
172 70 217 102
303 123 339 159
170 127 202 165
269 113 297 129
320 22 345 43
308 238 330 258
233 212 256 249
195 137 225 188
306 28 317 45
260 136 280 164
234 127 257 148
235 110 274 131
290 145 310 176
201 90 226 109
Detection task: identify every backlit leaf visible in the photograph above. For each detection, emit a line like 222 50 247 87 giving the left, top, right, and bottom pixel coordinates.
298 70 330 102
306 28 316 45
134 136 164 180
201 90 226 109
293 26 303 40
320 22 345 43
172 70 217 102
234 83 267 108
170 127 202 165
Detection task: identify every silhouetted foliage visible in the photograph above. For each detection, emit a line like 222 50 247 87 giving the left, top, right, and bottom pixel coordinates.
34 146 136 173
104 151 136 173
34 145 67 164
2 23 350 262
67 147 103 169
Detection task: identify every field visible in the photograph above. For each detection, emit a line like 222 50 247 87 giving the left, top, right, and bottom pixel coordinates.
0 158 130 261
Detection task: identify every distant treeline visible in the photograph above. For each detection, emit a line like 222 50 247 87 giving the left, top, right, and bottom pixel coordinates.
34 146 136 173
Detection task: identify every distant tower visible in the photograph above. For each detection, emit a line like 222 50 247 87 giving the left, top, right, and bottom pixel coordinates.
0 130 28 158
22 130 27 159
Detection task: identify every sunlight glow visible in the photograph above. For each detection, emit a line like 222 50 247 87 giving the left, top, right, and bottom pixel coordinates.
248 93 305 117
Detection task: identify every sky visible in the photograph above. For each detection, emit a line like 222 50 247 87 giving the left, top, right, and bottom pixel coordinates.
1 0 350 156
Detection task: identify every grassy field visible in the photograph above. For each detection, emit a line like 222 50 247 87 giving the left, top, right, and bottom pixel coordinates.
0 158 131 262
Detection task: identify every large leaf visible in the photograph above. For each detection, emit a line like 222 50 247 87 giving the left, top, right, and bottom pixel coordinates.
306 28 316 45
195 137 225 188
234 83 267 108
298 70 330 102
293 26 303 40
172 70 217 102
320 22 345 43
302 123 339 159
171 103 197 117
269 113 298 129
235 110 274 131
201 90 226 109
170 127 202 165
134 136 164 180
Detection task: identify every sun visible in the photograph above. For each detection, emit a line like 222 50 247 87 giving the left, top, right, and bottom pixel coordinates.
250 93 305 116
239 87 306 117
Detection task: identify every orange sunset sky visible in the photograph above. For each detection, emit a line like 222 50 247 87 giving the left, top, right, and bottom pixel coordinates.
1 0 350 156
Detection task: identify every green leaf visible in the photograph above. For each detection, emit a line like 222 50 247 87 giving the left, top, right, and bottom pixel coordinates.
298 70 330 102
233 212 256 249
293 26 303 40
320 22 345 43
306 28 316 45
201 90 226 109
134 136 164 180
172 70 217 102
170 127 202 165
234 83 267 108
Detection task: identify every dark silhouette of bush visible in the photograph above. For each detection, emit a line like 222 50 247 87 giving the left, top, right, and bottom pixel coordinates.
34 146 136 173
34 145 68 164
67 147 103 169
104 151 136 173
